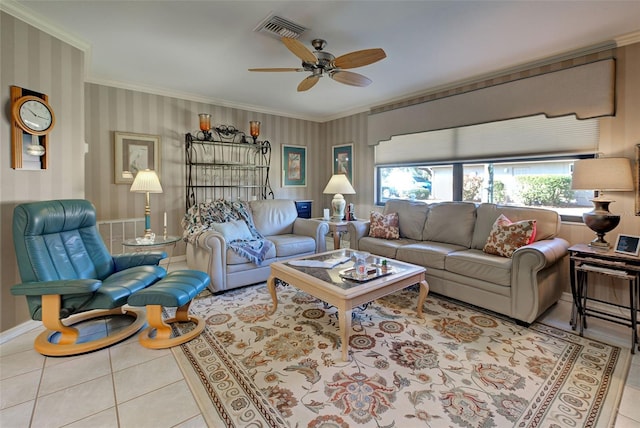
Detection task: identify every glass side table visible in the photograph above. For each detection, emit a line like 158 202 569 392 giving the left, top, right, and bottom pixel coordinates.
122 235 181 270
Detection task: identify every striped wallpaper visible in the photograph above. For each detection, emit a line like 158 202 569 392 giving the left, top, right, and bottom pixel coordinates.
1 12 85 330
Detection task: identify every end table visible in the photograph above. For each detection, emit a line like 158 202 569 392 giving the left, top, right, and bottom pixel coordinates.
122 235 181 270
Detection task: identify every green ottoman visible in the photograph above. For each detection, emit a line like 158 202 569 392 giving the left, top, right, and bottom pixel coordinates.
128 270 210 349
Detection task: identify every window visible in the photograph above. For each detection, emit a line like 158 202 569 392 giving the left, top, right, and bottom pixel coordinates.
375 115 599 221
377 157 593 221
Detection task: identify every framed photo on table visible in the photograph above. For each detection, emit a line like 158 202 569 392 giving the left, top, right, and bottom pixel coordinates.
114 132 161 184
333 143 353 185
282 145 306 187
614 234 640 256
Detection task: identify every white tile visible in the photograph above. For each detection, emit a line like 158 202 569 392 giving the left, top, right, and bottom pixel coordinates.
0 326 43 357
38 349 111 396
0 400 35 428
109 339 170 372
174 414 207 428
0 348 44 380
0 369 41 410
65 407 118 427
614 413 640 428
113 354 183 403
626 363 640 388
117 380 200 428
31 374 115 427
618 385 640 421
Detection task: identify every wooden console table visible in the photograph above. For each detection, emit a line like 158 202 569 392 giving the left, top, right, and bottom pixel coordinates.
569 244 640 353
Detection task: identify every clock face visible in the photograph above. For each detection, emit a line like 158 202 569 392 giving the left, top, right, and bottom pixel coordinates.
19 99 53 132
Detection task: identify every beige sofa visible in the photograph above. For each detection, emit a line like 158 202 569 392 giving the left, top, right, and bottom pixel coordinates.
184 199 329 293
348 199 569 324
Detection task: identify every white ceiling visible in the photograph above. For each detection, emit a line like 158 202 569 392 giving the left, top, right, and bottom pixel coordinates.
7 1 640 122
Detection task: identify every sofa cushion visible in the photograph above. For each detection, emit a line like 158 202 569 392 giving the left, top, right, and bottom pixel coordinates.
383 199 429 241
422 202 476 247
266 234 316 258
396 242 467 270
445 249 512 287
483 214 536 258
249 199 298 236
212 219 253 242
472 203 559 250
369 211 400 239
357 237 417 259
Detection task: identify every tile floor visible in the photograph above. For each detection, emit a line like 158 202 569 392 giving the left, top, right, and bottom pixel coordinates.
1 260 639 427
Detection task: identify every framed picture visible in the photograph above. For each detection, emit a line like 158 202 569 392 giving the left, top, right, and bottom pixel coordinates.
114 132 161 184
333 143 354 185
614 234 640 256
282 145 307 187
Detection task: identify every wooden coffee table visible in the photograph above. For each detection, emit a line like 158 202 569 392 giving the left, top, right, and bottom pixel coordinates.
267 249 429 361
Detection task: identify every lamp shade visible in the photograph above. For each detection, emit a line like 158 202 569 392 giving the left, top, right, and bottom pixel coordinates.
130 169 163 193
323 174 356 195
571 158 634 193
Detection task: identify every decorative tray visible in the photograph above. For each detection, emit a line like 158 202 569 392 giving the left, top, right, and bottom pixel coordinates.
339 265 394 282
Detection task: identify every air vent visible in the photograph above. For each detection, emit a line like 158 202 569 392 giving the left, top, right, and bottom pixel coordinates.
254 14 307 40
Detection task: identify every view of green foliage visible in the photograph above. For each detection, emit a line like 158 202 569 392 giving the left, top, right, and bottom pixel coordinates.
516 176 574 206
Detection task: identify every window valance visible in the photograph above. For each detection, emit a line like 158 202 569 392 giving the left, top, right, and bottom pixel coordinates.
368 58 615 146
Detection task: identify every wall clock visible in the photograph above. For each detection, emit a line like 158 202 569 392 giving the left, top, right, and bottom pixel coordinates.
10 86 55 169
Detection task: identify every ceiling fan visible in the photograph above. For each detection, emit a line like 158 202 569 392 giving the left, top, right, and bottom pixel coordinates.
249 38 386 92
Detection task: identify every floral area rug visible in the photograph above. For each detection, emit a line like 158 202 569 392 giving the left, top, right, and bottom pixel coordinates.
171 283 630 428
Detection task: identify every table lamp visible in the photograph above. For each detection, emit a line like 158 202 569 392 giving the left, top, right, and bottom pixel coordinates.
571 157 634 248
130 169 163 239
323 174 356 221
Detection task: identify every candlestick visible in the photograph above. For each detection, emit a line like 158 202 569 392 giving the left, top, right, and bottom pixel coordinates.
164 212 167 228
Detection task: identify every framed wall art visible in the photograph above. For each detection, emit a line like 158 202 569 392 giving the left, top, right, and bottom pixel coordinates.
333 143 354 185
114 132 161 184
282 144 306 187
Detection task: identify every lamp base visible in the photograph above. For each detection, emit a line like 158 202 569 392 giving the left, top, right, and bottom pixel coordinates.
583 199 620 249
331 193 346 222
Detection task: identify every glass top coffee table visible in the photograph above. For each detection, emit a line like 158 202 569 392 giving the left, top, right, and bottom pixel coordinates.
267 249 429 361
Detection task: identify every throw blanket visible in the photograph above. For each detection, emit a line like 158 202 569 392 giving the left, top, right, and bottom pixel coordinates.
182 200 273 265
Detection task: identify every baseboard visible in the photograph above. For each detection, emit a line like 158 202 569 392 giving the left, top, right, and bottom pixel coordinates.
0 320 40 345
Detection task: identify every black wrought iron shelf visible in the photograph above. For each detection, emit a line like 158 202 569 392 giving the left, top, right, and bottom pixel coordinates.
185 130 273 210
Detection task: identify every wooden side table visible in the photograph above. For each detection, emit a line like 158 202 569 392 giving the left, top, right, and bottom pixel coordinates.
315 219 349 249
122 235 181 270
569 243 640 353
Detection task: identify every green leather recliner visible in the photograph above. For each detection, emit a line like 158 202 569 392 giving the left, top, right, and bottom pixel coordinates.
11 199 168 356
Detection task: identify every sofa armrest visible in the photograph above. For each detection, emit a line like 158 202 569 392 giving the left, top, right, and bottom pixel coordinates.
347 220 370 250
187 230 228 291
293 218 329 253
511 237 569 322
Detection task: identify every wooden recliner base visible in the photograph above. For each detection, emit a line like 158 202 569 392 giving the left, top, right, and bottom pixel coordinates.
34 295 147 357
138 302 205 349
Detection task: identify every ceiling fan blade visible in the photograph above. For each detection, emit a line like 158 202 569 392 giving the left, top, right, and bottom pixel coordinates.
330 70 372 87
248 68 304 72
281 37 317 63
334 48 386 69
297 75 320 92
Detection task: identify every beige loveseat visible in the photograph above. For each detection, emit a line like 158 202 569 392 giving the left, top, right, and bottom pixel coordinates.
348 199 569 324
183 199 328 293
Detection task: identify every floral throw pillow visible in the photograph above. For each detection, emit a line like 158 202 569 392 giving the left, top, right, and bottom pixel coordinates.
483 214 537 257
369 211 400 240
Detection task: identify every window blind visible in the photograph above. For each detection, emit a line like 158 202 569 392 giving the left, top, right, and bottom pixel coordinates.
375 114 599 165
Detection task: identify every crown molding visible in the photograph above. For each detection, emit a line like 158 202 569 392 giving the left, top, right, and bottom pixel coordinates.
1 0 90 52
85 76 324 123
615 30 640 47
